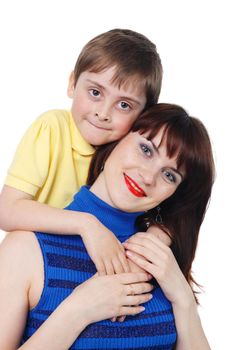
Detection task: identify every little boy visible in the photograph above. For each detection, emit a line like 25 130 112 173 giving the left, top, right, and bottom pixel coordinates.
0 28 163 275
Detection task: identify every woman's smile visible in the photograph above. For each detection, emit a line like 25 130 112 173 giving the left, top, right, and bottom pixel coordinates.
123 173 146 198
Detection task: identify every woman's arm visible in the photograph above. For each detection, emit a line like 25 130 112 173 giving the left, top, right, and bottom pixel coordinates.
0 231 153 350
0 185 129 275
172 299 210 350
124 232 211 350
19 272 153 350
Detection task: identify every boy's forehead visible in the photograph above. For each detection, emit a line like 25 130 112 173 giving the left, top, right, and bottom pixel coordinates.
87 66 145 91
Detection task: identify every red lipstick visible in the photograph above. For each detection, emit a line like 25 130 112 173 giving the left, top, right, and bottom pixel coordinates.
123 173 146 198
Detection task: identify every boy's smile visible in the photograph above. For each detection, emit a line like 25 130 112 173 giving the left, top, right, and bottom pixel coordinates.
67 66 146 146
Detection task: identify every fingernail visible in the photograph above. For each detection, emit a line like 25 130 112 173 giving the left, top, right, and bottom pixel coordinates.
126 250 132 257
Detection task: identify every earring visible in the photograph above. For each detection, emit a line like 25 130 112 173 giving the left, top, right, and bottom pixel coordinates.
155 206 162 224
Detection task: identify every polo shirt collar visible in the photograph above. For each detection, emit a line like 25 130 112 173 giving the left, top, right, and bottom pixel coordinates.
69 111 95 156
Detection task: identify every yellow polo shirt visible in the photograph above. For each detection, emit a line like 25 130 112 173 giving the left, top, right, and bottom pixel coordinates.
5 110 95 208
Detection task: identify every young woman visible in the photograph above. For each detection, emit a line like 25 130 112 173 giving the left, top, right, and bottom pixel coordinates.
0 104 214 349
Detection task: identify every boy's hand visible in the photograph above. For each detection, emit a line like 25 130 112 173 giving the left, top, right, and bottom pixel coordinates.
81 216 129 275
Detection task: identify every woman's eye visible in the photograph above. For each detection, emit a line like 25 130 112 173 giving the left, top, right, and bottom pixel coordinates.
89 89 100 97
140 143 152 157
119 101 131 110
163 170 176 183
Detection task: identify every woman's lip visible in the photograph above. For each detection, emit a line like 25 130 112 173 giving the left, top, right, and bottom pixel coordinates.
123 173 146 198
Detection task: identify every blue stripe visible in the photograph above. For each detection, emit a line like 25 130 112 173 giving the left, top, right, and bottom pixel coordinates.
47 253 96 273
81 322 176 338
42 238 86 252
48 278 81 289
70 346 173 350
44 245 89 260
127 308 173 320
69 334 176 349
27 318 175 338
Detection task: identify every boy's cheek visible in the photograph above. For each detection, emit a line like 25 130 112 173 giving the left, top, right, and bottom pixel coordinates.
147 225 172 247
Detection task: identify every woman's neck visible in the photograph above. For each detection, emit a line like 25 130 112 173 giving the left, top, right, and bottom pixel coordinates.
90 172 115 208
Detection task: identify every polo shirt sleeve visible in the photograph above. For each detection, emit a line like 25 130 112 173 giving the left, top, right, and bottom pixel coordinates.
5 116 52 197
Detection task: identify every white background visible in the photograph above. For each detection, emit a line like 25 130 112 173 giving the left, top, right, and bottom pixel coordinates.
0 1 232 348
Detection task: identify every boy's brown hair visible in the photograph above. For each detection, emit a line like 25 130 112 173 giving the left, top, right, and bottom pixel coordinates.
73 28 163 107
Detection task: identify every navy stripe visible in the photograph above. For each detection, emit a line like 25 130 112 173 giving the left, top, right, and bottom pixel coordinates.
27 318 176 338
127 308 173 321
43 239 86 252
81 323 176 338
36 309 51 316
70 346 173 350
27 318 43 329
47 253 96 273
48 278 80 289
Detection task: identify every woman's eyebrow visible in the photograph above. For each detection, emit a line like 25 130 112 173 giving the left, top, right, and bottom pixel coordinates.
170 167 184 180
146 138 184 180
146 138 159 154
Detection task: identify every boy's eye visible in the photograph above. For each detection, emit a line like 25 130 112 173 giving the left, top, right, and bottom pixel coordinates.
118 101 131 110
163 170 176 183
89 89 100 97
140 143 152 157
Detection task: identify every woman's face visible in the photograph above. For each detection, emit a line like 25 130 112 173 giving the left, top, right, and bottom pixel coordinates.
93 127 184 212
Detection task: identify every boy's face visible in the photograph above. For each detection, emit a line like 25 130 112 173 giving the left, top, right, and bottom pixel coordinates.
67 66 146 146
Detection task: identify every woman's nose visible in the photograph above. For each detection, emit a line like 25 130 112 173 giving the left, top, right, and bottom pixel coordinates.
139 167 155 186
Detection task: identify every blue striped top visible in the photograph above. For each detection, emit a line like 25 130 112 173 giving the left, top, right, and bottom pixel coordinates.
21 186 177 349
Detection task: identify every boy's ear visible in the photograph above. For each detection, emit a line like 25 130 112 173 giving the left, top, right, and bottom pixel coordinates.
67 71 75 98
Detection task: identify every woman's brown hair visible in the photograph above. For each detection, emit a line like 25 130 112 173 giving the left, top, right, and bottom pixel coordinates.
87 103 215 296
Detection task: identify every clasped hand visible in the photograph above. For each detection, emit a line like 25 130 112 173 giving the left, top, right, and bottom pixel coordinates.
81 219 176 322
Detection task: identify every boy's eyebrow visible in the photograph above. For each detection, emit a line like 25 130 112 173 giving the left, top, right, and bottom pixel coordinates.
147 138 184 180
86 79 142 105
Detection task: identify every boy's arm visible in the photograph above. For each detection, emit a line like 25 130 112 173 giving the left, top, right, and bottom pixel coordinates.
0 185 93 234
0 185 129 275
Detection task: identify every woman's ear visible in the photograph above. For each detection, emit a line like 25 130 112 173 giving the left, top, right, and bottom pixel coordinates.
67 71 75 98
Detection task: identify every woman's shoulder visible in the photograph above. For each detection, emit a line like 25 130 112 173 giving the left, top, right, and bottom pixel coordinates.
1 230 38 250
0 231 40 280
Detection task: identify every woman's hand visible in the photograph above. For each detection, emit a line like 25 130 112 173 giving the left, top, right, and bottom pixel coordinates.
126 226 171 275
81 215 130 275
123 232 194 308
67 272 153 325
115 226 171 323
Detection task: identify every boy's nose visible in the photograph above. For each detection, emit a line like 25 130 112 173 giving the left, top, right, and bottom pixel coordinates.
95 112 111 122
